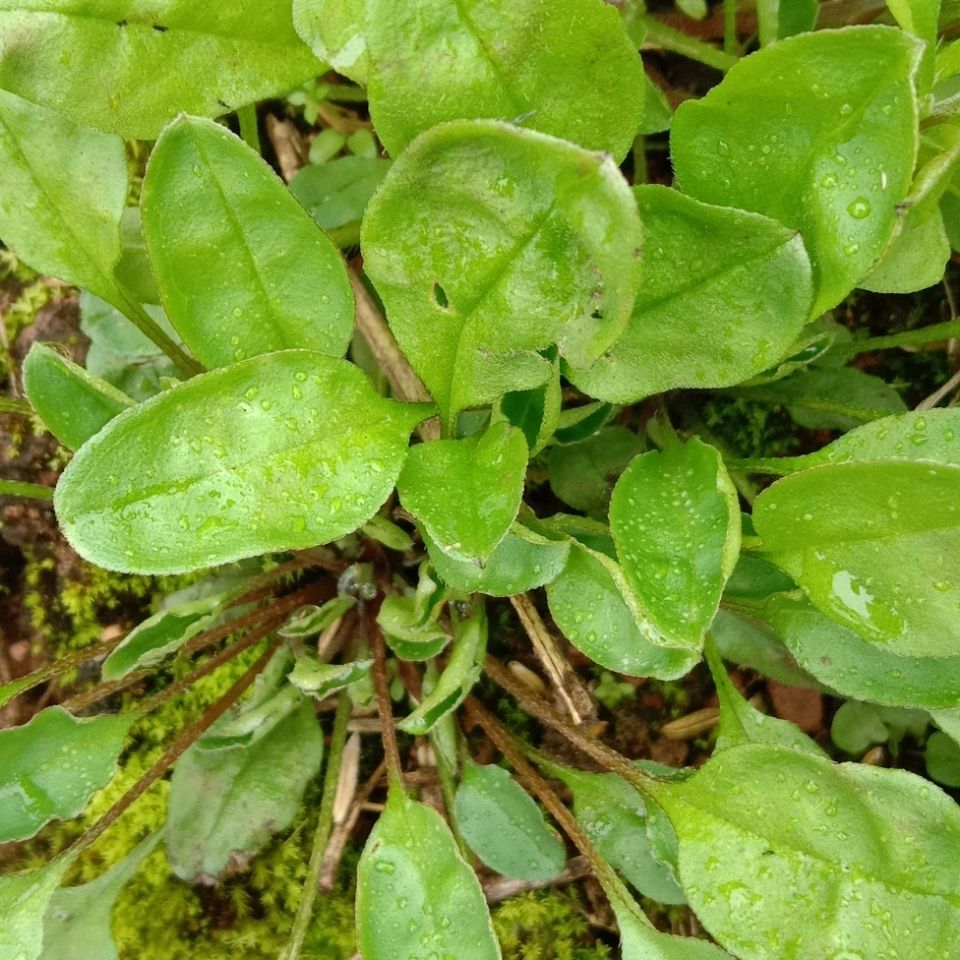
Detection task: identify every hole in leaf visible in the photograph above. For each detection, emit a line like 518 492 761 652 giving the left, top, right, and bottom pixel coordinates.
433 283 450 309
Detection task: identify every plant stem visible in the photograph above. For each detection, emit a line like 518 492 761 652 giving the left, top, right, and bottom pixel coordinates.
114 288 203 378
282 690 353 960
432 729 470 858
723 0 739 55
641 17 738 72
237 103 262 154
831 318 960 357
70 639 279 857
370 613 404 785
0 479 54 499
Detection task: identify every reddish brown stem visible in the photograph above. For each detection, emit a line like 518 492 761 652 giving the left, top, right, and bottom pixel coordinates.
369 613 403 784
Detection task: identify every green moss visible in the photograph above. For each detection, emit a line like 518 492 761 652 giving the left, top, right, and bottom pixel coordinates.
493 890 614 960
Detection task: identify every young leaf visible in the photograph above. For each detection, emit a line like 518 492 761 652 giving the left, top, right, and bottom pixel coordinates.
356 784 501 960
22 343 133 451
289 156 392 232
569 186 813 402
398 603 487 735
0 89 127 304
40 833 161 960
753 460 960 657
610 439 740 650
546 542 700 680
454 761 566 882
293 0 369 83
0 858 72 960
101 594 225 680
558 766 686 905
425 521 570 597
378 593 451 662
361 120 642 430
166 700 322 883
703 639 825 757
142 117 354 369
364 0 645 160
671 26 922 316
278 597 357 638
288 655 373 698
0 707 131 842
54 351 432 574
650 743 960 960
398 421 528 562
0 3 323 138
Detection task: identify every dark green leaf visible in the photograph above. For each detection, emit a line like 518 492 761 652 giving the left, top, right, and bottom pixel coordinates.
454 761 566 882
925 731 960 787
289 156 392 231
671 27 922 315
356 784 501 960
570 186 813 402
494 349 561 456
0 706 130 842
361 120 642 430
55 351 431 574
142 117 354 369
0 2 323 137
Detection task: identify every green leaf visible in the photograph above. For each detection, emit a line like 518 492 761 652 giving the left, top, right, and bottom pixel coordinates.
356 783 501 960
547 542 700 679
425 520 570 597
0 2 323 138
361 120 642 430
101 594 225 681
54 350 431 574
925 731 960 787
278 597 357 638
22 343 133 451
399 422 528 562
558 766 686 904
454 761 566 882
0 706 130 842
289 156 392 232
293 0 369 83
650 743 960 960
756 0 818 45
614 895 731 959
888 0 940 95
40 833 161 960
569 186 813 402
166 700 322 883
753 460 960 657
0 89 127 305
114 208 159 305
378 593 451 662
0 859 72 960
142 117 354 369
671 26 922 316
494 349 561 456
288 655 373 698
364 0 645 160
754 594 960 709
398 603 487 735
546 426 643 516
704 639 825 757
610 439 740 650
553 401 616 445
859 204 950 293
830 701 890 754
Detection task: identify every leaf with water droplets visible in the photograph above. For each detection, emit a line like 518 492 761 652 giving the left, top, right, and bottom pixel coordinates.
142 117 354 369
288 655 373 699
40 833 161 960
569 186 813 402
671 26 922 316
454 761 566 882
361 120 642 430
547 541 700 679
650 742 960 960
0 706 131 843
55 350 432 574
293 0 368 82
166 699 322 883
0 2 322 138
0 858 72 960
614 893 733 959
356 782 501 960
364 0 644 159
22 343 133 451
753 460 960 657
398 421 528 562
610 439 740 650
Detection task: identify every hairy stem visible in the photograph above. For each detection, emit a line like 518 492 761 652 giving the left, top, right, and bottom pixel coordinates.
641 17 738 72
114 287 203 378
0 396 32 415
831 318 960 357
370 613 403 785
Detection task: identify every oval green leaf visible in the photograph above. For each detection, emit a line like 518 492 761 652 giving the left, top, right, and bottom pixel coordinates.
361 120 642 430
142 117 354 369
610 439 740 650
671 26 922 316
0 706 130 842
288 656 373 699
289 156 392 231
570 186 813 402
0 3 323 138
54 351 431 574
454 761 566 882
0 858 72 960
364 0 645 160
753 460 960 657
